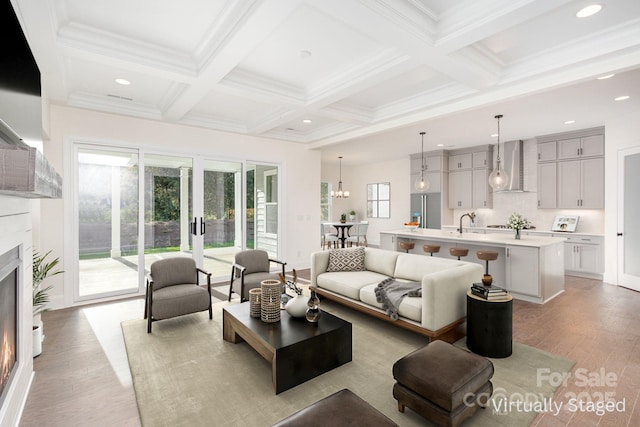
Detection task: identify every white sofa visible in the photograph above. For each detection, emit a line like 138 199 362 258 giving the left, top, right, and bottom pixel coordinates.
310 247 484 341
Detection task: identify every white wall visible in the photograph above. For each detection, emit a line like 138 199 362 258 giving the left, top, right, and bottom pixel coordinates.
40 105 321 309
603 110 640 285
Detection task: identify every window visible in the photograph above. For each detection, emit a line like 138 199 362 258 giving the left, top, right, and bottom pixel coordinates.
264 169 278 235
320 182 331 221
367 182 390 218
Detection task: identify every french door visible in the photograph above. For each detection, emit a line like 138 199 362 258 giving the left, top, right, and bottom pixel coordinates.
617 146 640 291
74 143 280 302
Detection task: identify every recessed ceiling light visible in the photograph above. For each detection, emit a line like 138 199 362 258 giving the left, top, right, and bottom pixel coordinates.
302 119 312 124
115 78 131 85
299 50 312 59
491 133 498 138
597 74 615 80
615 95 630 101
564 120 575 125
436 144 444 147
576 4 602 18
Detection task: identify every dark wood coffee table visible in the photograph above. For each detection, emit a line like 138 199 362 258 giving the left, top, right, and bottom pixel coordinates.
223 302 352 394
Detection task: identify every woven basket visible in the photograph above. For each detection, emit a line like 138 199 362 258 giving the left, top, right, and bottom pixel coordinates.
249 288 262 318
260 279 281 323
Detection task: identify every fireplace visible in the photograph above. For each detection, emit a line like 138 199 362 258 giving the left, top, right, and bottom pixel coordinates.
0 247 19 408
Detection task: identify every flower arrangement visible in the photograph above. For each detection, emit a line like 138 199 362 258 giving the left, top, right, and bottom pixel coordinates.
507 212 531 230
279 270 302 295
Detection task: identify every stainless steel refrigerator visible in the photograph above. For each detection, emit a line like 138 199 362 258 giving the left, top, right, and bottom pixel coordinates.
410 192 441 229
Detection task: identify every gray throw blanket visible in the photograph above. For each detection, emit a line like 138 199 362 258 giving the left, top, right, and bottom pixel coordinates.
375 278 421 321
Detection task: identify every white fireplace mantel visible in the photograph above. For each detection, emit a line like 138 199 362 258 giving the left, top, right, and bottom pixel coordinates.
0 195 34 427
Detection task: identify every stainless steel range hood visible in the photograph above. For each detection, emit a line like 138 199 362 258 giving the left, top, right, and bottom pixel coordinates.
501 139 526 192
0 119 62 199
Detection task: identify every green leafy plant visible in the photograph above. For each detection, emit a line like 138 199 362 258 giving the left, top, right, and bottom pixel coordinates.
340 213 347 222
349 210 356 215
33 250 63 316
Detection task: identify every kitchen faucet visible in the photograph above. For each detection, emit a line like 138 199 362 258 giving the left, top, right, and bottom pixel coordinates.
459 212 476 234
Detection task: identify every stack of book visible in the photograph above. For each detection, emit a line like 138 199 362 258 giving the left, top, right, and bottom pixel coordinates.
470 283 510 301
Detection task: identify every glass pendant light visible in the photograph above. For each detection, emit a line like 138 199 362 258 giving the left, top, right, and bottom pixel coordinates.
414 131 430 192
331 156 349 198
488 114 509 191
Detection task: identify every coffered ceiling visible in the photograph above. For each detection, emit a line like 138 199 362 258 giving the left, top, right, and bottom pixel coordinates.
10 0 640 164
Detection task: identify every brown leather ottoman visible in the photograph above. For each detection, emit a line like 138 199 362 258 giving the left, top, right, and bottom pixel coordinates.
273 388 397 427
392 340 494 427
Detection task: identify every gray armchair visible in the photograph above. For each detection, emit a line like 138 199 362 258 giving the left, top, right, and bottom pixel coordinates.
228 250 286 302
144 257 212 333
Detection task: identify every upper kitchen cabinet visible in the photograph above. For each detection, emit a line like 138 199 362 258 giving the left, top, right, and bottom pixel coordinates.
537 141 556 162
557 157 604 208
447 145 492 208
536 127 604 209
448 153 473 170
557 134 604 160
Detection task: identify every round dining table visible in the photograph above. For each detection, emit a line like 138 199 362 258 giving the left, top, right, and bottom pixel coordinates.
325 222 356 248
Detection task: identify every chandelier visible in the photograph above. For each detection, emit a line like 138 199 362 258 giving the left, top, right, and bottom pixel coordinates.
331 156 349 198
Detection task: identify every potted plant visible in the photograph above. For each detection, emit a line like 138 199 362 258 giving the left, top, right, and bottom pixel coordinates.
340 213 347 224
32 250 63 357
349 210 356 221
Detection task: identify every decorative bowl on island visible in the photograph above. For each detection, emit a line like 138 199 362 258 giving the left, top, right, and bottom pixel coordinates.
403 222 419 231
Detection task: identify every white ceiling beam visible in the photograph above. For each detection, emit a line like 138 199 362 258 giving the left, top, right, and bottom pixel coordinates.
162 0 305 121
435 0 573 53
314 0 500 90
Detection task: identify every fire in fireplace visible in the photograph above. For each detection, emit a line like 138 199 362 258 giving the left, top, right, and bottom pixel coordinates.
0 248 18 407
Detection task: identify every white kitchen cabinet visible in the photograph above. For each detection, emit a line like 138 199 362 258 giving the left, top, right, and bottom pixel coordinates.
506 245 540 297
557 157 604 208
449 153 473 170
537 141 556 162
473 151 489 168
411 154 442 174
448 170 472 208
537 162 556 208
558 234 603 279
557 134 604 160
472 168 491 208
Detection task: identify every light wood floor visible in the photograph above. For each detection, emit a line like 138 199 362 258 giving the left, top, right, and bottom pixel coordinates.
19 274 640 427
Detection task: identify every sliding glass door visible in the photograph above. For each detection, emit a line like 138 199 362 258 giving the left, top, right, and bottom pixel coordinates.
74 144 277 301
77 147 140 298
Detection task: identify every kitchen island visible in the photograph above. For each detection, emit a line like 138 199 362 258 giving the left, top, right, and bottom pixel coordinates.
380 228 566 303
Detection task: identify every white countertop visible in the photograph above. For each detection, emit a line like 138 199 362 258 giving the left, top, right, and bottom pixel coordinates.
441 225 604 238
382 228 567 248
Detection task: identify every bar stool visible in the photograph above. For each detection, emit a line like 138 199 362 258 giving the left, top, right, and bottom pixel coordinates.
399 241 415 253
423 245 440 257
476 250 499 286
449 247 469 260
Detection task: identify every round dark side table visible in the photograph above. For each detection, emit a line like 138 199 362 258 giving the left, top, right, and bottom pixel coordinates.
466 291 513 358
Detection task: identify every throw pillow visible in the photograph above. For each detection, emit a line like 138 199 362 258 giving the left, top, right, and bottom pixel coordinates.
327 247 366 272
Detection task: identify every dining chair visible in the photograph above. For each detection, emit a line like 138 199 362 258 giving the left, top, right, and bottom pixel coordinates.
322 223 339 250
347 221 369 247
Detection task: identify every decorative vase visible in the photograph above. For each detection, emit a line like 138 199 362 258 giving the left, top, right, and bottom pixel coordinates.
285 294 308 318
305 290 322 324
260 279 281 323
481 274 493 286
249 288 262 318
515 229 521 240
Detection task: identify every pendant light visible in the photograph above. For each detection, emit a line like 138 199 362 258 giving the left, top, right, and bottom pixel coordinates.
331 156 350 198
488 114 509 191
414 131 430 192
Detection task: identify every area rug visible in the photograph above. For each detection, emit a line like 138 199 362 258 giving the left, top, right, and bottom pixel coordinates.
122 300 575 427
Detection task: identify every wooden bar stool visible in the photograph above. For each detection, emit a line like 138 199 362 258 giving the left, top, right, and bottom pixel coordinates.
476 250 499 286
449 247 469 260
423 245 440 256
399 241 415 253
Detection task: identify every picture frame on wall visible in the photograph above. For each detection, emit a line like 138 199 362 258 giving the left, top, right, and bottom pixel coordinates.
551 215 579 232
